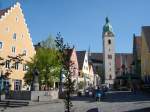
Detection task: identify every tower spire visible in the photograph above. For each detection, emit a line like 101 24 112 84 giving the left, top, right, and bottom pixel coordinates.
103 17 113 33
106 17 109 23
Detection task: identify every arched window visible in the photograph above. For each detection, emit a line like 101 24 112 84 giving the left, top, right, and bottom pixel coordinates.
108 39 111 44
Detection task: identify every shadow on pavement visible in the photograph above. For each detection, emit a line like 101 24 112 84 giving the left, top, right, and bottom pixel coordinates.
71 96 96 103
102 91 150 103
86 108 99 112
71 91 150 103
123 107 150 112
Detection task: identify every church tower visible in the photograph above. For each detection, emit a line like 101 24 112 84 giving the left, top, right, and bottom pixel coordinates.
102 17 115 87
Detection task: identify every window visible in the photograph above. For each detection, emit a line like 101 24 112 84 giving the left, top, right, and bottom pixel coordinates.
12 46 16 53
21 34 24 38
109 68 111 71
96 66 98 71
108 54 112 59
23 64 28 71
5 27 9 32
15 62 19 70
109 74 112 80
16 16 19 22
84 66 86 70
13 33 16 40
14 80 22 91
86 67 88 70
109 62 111 66
0 42 3 49
85 59 88 63
108 39 111 44
5 60 10 68
23 50 27 56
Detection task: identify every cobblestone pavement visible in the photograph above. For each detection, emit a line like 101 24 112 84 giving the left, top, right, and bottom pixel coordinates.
1 91 150 112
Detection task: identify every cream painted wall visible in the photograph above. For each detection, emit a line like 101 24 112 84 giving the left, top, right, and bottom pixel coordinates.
0 3 35 90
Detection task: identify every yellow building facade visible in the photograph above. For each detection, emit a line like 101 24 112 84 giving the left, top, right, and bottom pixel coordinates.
141 26 150 82
0 3 35 90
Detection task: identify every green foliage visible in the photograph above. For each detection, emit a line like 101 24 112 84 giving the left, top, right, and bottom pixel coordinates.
78 81 84 89
24 47 62 89
55 32 75 112
40 35 57 49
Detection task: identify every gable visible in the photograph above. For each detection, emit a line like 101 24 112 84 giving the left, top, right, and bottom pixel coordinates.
0 2 35 60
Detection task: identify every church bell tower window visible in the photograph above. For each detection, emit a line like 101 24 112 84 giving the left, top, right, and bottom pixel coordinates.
108 39 111 44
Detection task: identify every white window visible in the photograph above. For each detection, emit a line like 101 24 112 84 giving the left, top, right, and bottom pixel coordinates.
14 80 22 91
13 33 16 40
15 62 19 70
0 42 3 49
23 49 27 56
5 60 10 68
23 64 28 71
12 46 16 53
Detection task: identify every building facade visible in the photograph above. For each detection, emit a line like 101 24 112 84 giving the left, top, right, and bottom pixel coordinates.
133 34 141 76
0 3 35 90
77 51 94 89
102 17 115 87
68 48 79 89
141 26 150 83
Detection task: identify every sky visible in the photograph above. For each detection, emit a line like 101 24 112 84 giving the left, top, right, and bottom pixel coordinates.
0 0 150 53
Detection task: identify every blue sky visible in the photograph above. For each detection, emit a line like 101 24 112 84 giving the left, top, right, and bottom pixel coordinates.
0 0 150 53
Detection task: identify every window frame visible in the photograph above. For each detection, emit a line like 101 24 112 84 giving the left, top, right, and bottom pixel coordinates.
108 39 111 45
0 41 3 49
13 33 17 40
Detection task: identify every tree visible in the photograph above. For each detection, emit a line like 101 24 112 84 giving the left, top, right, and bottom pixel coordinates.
55 32 75 112
40 35 57 49
24 47 61 90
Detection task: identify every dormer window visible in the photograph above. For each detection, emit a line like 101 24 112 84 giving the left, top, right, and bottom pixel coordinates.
13 33 16 40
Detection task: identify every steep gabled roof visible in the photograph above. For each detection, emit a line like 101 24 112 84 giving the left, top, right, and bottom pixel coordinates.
0 8 10 19
133 35 141 59
142 26 150 52
90 53 103 63
76 51 86 70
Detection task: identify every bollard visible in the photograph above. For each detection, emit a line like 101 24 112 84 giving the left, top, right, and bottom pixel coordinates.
37 96 39 102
